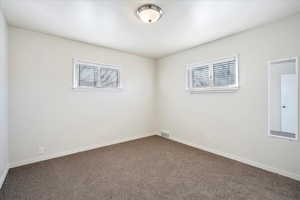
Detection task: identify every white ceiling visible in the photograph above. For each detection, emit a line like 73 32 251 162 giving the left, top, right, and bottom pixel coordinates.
2 0 300 58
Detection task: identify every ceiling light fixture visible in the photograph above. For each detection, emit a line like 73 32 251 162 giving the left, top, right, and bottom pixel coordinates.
137 4 163 24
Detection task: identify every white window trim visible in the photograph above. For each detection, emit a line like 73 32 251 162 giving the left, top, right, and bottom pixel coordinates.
267 56 299 141
186 55 239 93
72 58 122 91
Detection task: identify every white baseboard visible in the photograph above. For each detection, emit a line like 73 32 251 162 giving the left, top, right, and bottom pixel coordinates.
160 135 300 182
10 132 156 168
0 164 9 189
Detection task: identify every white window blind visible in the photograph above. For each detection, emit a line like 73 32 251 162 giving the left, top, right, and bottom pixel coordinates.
78 64 98 87
213 58 236 87
187 56 238 92
73 60 121 89
192 65 210 88
98 67 119 88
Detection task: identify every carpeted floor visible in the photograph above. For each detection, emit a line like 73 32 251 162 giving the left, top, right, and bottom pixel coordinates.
0 136 300 200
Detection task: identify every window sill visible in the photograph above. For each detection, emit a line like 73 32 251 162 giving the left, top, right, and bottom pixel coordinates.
269 133 298 142
187 87 239 93
72 87 123 92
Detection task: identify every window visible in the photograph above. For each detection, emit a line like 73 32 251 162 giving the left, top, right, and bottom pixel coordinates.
73 59 121 89
191 65 210 88
186 56 239 92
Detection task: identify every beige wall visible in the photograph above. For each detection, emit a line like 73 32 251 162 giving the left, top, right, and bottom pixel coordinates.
8 27 157 166
0 7 8 187
157 14 300 178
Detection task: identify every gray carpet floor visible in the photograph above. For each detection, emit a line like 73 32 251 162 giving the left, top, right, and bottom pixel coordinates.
0 136 299 200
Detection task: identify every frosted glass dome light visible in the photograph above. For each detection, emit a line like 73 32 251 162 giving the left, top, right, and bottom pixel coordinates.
137 4 163 24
